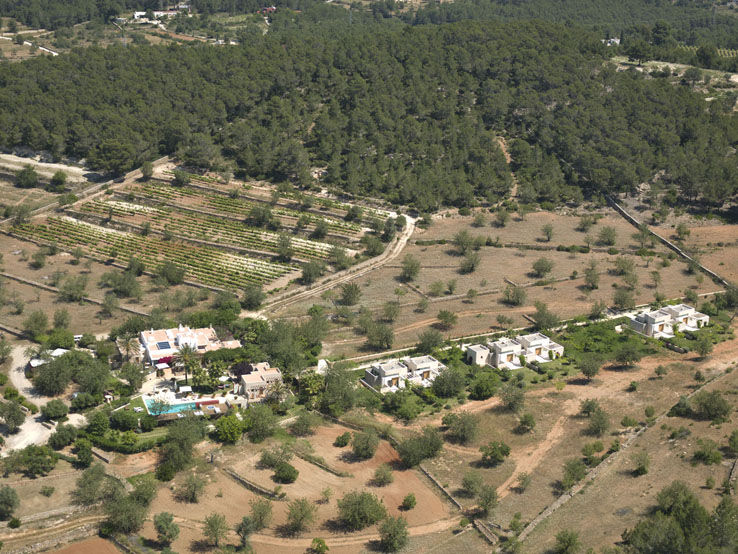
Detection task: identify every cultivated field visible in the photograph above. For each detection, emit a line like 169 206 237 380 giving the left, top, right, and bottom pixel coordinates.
0 235 218 333
276 208 718 358
7 164 393 292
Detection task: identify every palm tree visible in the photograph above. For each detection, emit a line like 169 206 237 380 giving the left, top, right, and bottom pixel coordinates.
121 336 141 361
173 344 197 385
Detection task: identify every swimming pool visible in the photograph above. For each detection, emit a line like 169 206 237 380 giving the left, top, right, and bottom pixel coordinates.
143 398 197 415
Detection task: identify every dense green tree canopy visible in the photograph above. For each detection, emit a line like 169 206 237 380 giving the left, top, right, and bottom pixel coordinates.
0 20 734 209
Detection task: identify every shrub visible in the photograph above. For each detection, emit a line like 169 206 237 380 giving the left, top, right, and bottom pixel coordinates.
631 451 650 476
48 424 77 450
461 471 483 497
334 432 351 447
444 412 479 445
176 475 205 503
0 486 19 519
8 517 20 529
351 431 379 460
274 462 299 484
40 486 55 497
694 439 722 465
692 391 731 422
396 427 443 467
286 498 317 535
561 459 587 490
480 441 510 467
41 399 68 421
337 491 387 531
379 516 409 552
400 493 416 510
373 464 393 487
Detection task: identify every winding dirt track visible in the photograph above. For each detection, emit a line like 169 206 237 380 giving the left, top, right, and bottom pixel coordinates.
262 215 416 315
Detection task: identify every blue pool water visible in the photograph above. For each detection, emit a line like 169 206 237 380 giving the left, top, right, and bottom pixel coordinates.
144 399 197 415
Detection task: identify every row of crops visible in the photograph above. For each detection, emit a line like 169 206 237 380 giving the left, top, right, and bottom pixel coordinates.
171 171 396 222
678 45 738 58
13 216 296 289
139 180 363 236
76 199 337 260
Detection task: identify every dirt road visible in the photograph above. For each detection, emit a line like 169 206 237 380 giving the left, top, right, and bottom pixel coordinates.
262 214 416 315
0 153 87 180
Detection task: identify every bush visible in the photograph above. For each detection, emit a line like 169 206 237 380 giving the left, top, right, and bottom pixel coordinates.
480 441 510 467
400 493 416 510
337 491 387 531
444 412 479 445
156 462 176 482
373 463 393 486
0 486 19 519
397 427 443 467
561 458 587 490
379 516 409 552
8 517 20 528
41 399 69 421
48 424 77 450
176 475 205 503
334 432 351 447
274 462 299 484
290 411 319 437
461 471 483 497
692 391 731 422
351 431 379 460
694 439 722 465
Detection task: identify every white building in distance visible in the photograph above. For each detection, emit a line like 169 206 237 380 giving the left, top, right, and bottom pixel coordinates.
466 333 564 370
363 355 446 393
239 362 283 404
139 325 240 364
629 304 709 338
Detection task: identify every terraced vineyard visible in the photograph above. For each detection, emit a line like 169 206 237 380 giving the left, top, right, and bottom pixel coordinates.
167 170 397 222
12 216 296 289
74 199 338 260
132 180 363 236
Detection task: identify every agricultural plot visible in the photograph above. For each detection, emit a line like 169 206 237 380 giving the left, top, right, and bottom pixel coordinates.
12 216 296 289
130 179 363 237
282 209 717 358
73 199 338 261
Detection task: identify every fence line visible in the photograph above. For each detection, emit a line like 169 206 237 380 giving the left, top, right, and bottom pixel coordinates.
606 196 731 288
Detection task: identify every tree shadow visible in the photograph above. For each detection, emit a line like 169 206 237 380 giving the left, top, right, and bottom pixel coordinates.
189 539 214 552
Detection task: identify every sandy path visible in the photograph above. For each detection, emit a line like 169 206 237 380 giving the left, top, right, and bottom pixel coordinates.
263 214 416 315
0 153 87 179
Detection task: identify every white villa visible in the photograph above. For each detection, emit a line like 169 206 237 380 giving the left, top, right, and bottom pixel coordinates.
629 304 709 338
466 333 564 370
362 355 447 393
239 362 283 404
139 325 240 364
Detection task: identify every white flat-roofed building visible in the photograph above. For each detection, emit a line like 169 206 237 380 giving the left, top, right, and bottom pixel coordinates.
515 332 564 363
139 325 240 364
466 344 491 366
403 355 446 387
466 333 564 370
629 304 709 338
363 360 408 393
490 337 523 370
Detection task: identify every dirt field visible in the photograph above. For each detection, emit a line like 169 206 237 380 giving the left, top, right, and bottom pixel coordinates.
0 235 212 334
0 460 79 518
352 326 738 553
143 423 452 553
278 209 718 358
49 537 120 554
520 341 738 553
